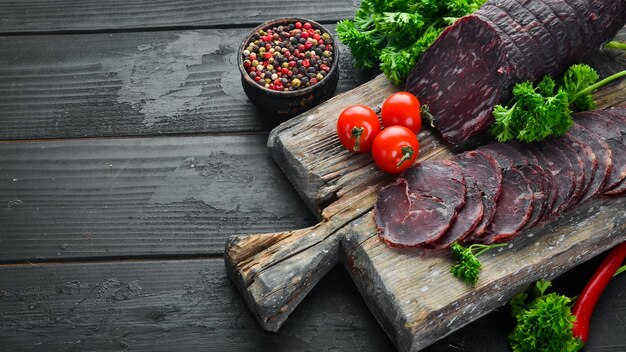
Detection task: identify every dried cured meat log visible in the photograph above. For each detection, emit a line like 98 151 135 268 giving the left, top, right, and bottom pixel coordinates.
406 0 626 145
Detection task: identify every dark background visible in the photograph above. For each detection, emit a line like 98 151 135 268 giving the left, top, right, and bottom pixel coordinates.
0 1 624 351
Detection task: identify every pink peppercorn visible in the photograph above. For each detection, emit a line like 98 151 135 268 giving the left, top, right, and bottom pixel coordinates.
303 22 312 30
295 22 302 29
302 59 310 68
301 32 309 39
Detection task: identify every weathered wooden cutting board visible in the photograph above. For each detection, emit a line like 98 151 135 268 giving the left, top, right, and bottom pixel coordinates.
225 48 626 351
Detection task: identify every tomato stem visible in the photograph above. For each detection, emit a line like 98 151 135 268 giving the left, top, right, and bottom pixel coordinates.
421 104 435 128
351 126 364 152
396 146 415 168
571 242 626 343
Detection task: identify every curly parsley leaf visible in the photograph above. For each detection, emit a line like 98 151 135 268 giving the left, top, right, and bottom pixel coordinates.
509 280 584 352
490 64 626 143
450 241 507 285
337 0 486 84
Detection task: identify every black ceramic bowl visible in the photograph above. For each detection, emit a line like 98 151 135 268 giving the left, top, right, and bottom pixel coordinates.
238 17 340 124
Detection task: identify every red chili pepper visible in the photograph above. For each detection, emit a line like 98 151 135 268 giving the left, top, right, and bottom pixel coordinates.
571 242 626 343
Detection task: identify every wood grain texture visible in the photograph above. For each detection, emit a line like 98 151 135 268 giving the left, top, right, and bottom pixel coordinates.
225 187 379 331
0 259 397 351
1 255 623 351
0 0 357 33
0 27 375 140
341 197 626 351
0 134 315 262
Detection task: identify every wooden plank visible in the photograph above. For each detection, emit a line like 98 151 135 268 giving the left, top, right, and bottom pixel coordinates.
0 27 374 140
0 0 356 33
1 257 624 351
225 40 626 350
341 197 625 351
0 259 394 351
0 134 315 262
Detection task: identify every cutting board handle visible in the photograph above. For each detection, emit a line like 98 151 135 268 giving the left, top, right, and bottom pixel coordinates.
224 223 341 331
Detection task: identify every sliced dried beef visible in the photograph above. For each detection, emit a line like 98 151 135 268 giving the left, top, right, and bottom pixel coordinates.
509 141 539 165
375 161 467 247
403 160 466 210
567 124 613 202
604 107 626 138
517 165 549 229
575 112 626 192
453 151 503 242
426 177 484 250
561 134 597 203
529 144 575 216
525 145 558 219
375 179 456 247
547 139 585 210
480 168 534 243
477 143 527 169
605 181 626 196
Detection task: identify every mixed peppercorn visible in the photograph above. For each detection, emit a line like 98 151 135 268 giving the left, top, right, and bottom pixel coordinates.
242 21 335 91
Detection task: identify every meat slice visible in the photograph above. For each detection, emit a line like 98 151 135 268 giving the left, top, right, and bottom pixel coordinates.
453 151 503 242
375 179 456 247
518 165 549 229
567 124 613 201
575 112 626 192
406 0 626 145
403 160 466 210
375 161 467 247
477 143 527 169
561 134 597 203
604 107 626 138
426 177 484 250
509 141 538 165
529 144 575 216
526 145 558 219
480 168 534 243
547 139 585 210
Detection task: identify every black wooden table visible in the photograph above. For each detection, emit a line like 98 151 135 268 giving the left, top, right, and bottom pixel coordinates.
0 2 624 351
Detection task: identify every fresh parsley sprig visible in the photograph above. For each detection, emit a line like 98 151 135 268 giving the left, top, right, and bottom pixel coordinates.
450 241 507 285
337 0 486 85
490 64 626 143
509 280 584 352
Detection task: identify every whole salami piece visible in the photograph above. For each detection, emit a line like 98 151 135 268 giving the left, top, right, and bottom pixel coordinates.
406 0 626 145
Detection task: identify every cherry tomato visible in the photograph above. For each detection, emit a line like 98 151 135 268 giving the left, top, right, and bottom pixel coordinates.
336 105 381 153
372 125 419 174
381 92 422 133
